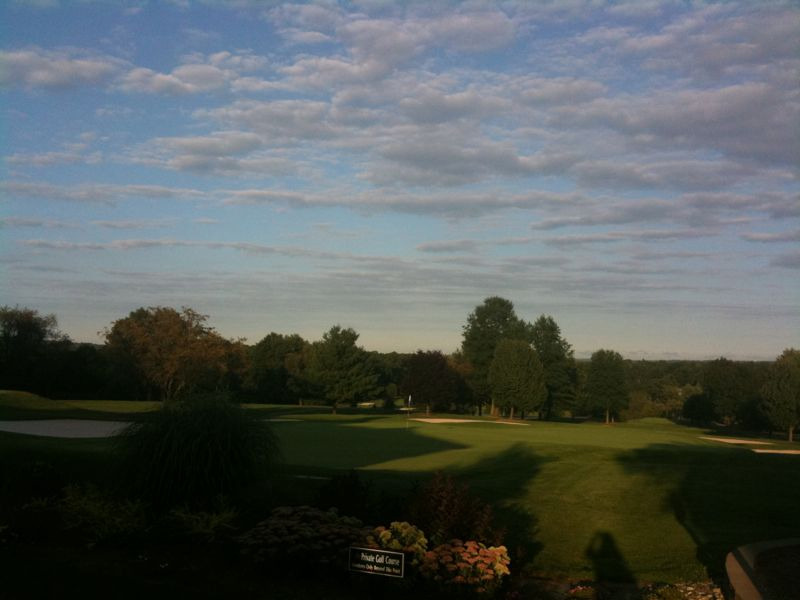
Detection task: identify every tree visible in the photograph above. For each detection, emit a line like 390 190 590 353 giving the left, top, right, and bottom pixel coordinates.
247 332 308 403
488 339 546 419
762 349 800 442
585 349 628 424
461 297 532 415
530 315 577 419
702 358 748 425
682 391 715 425
401 350 462 415
447 352 474 413
0 305 69 393
305 325 381 413
104 306 239 402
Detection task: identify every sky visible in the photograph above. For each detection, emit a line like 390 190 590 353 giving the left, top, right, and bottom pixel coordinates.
1 0 798 360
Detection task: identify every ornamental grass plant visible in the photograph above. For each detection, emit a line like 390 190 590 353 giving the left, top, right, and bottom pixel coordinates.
114 394 280 509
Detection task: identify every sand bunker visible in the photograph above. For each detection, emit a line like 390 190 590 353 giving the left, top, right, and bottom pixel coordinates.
412 418 529 426
752 449 800 455
700 436 773 445
0 419 129 438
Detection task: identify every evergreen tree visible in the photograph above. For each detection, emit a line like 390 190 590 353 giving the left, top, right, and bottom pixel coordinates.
488 339 546 419
461 297 532 414
531 315 577 419
305 325 381 413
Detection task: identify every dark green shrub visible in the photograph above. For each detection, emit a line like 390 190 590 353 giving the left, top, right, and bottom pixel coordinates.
316 469 373 521
60 483 147 544
168 501 238 542
238 506 368 569
409 472 499 546
114 395 280 509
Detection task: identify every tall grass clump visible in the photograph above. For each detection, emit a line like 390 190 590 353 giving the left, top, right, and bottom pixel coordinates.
114 394 280 509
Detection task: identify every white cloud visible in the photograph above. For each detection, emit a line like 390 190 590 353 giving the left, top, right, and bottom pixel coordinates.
741 230 800 243
416 239 482 253
514 77 608 105
0 216 76 228
1 181 205 204
117 50 269 94
117 65 226 94
551 81 799 165
91 219 175 229
543 229 714 246
0 47 123 89
131 131 304 176
771 252 800 269
197 99 338 140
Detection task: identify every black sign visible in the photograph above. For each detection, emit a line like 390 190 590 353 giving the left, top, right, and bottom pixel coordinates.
349 546 405 578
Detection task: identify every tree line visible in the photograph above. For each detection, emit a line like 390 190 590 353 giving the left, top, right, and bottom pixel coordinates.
1 300 797 440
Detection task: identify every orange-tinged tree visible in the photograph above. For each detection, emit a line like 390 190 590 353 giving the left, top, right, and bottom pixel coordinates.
104 306 241 402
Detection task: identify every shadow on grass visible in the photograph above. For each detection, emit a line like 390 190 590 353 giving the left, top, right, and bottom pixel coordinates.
450 442 550 567
278 435 549 569
586 531 637 585
616 443 800 582
274 420 468 471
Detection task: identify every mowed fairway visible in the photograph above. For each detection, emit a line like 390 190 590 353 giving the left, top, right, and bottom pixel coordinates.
3 395 799 586
269 413 800 584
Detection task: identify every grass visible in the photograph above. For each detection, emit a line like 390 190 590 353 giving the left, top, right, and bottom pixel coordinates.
267 413 800 584
3 395 800 588
0 390 160 421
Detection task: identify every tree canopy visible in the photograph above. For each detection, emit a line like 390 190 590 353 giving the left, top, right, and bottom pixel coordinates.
530 315 577 419
0 305 71 394
585 349 629 424
305 325 381 413
104 306 243 402
762 349 800 441
488 339 546 419
247 332 308 404
461 297 532 411
701 358 750 425
401 350 463 414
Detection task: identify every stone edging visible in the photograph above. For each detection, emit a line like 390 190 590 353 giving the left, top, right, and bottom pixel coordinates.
725 538 800 600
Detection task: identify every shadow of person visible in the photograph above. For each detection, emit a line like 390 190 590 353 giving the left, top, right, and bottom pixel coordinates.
585 531 639 599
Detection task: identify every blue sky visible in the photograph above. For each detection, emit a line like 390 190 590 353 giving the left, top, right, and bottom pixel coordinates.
1 0 798 359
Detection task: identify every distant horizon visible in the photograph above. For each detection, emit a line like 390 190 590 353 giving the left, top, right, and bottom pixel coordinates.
46 305 787 363
2 1 797 362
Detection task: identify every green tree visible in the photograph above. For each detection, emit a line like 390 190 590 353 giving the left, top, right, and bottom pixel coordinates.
531 315 577 419
247 332 308 404
401 350 461 415
586 349 629 424
305 325 381 413
702 358 748 425
762 349 800 442
488 339 546 419
0 305 68 392
461 297 531 415
104 307 240 402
